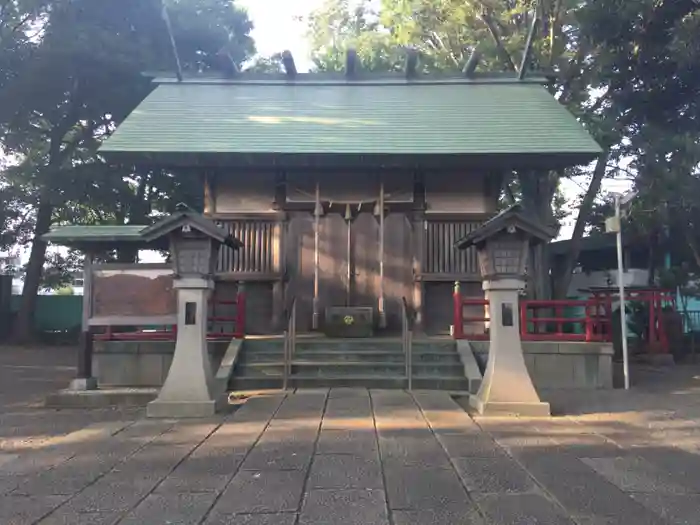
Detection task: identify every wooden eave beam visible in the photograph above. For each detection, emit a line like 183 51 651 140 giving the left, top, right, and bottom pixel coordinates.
282 50 297 78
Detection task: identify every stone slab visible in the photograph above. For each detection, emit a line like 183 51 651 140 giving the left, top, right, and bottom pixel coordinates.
44 388 157 408
204 513 297 525
631 493 700 525
436 433 509 458
392 505 485 525
582 456 689 494
147 399 218 418
299 489 388 525
453 456 536 494
519 453 667 524
308 454 383 489
378 435 453 469
38 511 121 525
64 479 160 512
316 430 378 456
0 495 68 524
383 466 469 510
241 443 314 471
118 492 218 525
13 469 104 496
156 472 232 493
214 470 306 514
475 493 576 525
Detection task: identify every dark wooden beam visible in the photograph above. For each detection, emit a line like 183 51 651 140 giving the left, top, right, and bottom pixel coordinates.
519 9 539 80
463 47 481 77
282 50 297 78
405 48 418 78
273 171 287 210
346 48 357 77
161 5 183 82
413 171 426 211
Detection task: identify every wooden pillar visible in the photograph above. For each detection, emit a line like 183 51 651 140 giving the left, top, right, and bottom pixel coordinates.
378 180 386 328
313 181 321 330
412 173 426 333
72 251 97 390
272 219 284 331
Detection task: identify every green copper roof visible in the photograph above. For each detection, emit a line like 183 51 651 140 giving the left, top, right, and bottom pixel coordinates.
43 225 147 243
100 80 601 165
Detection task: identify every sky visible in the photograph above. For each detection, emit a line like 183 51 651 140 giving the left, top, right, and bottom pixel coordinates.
239 0 323 72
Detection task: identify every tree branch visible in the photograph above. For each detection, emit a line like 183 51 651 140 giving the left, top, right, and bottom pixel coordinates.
479 11 517 72
552 152 611 298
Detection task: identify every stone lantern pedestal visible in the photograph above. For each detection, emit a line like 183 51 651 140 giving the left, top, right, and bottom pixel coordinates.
147 278 218 418
456 204 555 417
472 278 550 417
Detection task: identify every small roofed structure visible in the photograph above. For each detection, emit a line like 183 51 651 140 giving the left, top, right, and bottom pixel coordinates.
42 209 242 401
456 204 556 251
44 206 242 253
456 204 556 281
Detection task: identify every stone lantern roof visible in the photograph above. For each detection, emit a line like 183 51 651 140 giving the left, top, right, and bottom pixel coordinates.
455 204 556 250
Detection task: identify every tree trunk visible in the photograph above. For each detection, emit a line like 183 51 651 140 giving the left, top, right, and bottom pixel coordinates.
13 199 53 342
520 170 557 300
551 153 610 299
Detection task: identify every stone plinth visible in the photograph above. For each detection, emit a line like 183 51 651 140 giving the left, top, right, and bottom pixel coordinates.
469 278 550 417
148 278 218 418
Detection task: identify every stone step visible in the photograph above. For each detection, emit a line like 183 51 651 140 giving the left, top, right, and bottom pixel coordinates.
228 375 470 392
229 375 408 390
238 350 461 364
410 376 471 391
235 361 465 378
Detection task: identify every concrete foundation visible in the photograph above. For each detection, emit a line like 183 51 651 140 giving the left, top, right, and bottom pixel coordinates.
44 388 158 408
93 340 229 387
470 341 614 390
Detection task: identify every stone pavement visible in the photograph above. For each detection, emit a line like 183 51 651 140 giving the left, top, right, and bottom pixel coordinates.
4 347 700 524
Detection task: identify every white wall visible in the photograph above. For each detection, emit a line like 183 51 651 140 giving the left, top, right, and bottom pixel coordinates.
567 268 650 298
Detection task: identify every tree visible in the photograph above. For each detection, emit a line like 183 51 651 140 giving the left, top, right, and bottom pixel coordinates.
305 0 402 72
305 0 700 300
0 0 255 341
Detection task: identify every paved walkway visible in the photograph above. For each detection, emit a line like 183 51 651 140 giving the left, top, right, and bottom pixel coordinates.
3 347 700 524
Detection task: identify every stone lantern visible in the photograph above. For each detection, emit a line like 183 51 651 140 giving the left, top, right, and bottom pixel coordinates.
456 204 555 417
143 206 241 418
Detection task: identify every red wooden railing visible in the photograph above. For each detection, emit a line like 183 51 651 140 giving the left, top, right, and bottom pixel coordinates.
520 299 611 342
95 291 246 341
589 288 676 353
453 289 612 342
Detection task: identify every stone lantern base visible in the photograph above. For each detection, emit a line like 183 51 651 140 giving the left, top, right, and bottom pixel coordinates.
468 278 550 417
469 397 551 417
147 278 219 418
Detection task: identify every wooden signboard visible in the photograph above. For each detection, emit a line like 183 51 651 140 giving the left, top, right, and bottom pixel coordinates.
89 264 176 326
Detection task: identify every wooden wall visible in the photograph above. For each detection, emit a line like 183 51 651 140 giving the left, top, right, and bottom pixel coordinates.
208 170 498 334
286 211 413 332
